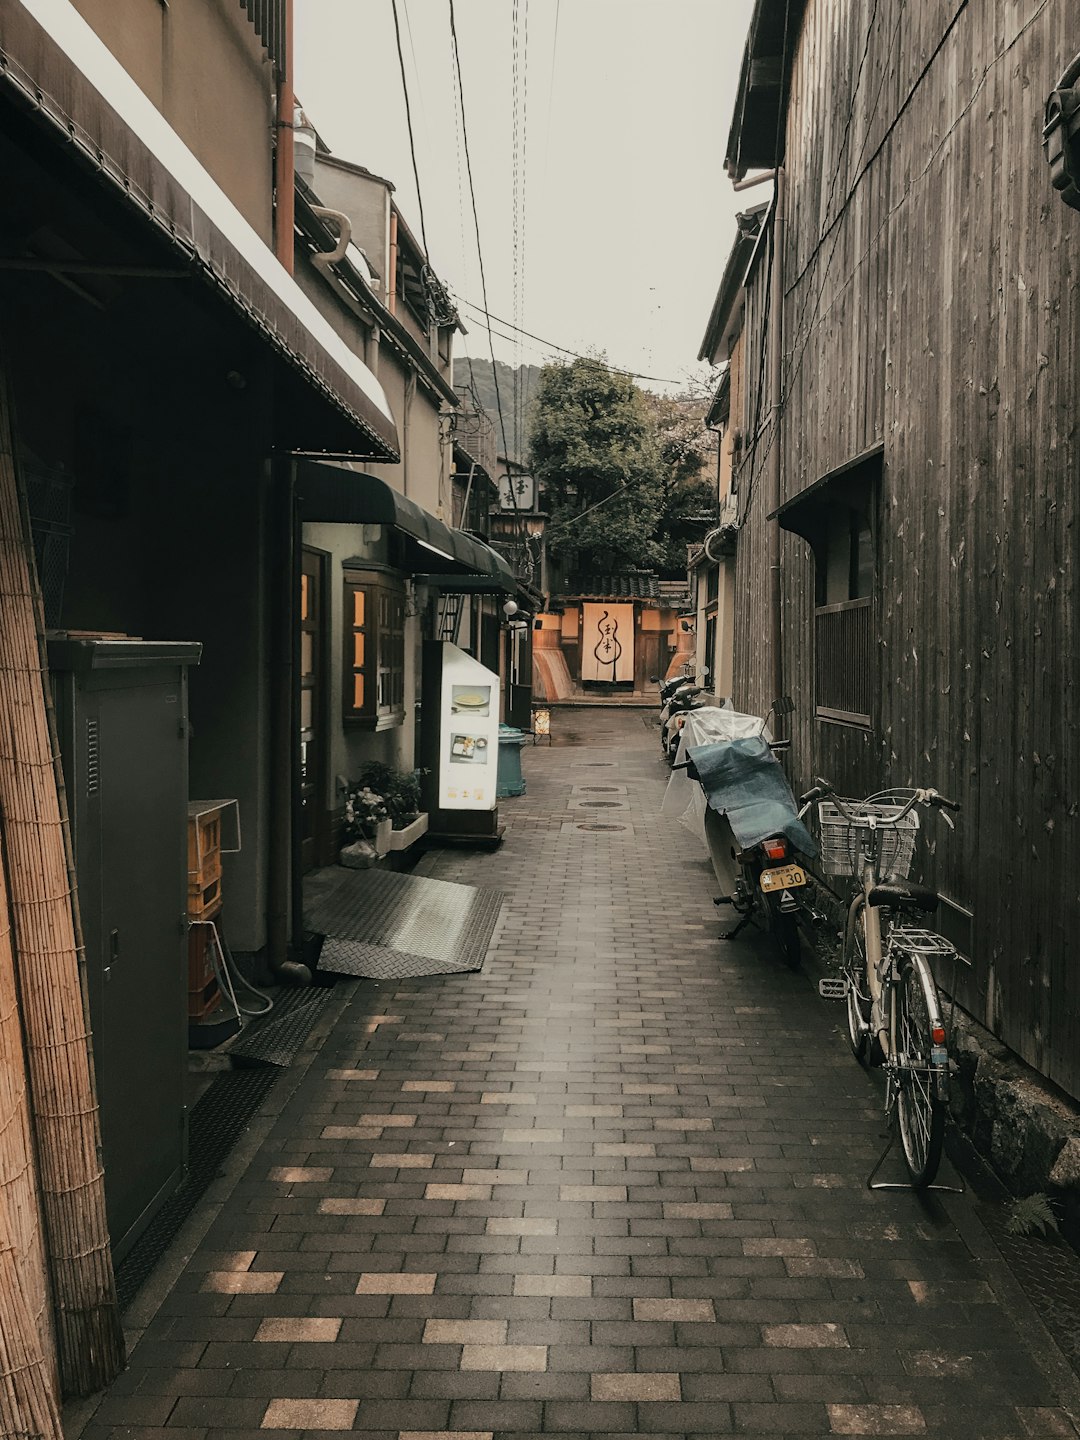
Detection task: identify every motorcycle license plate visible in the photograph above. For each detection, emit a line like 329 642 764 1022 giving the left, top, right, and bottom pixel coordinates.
760 864 806 892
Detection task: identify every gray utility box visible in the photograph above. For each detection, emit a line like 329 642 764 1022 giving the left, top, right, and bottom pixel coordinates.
50 638 201 1262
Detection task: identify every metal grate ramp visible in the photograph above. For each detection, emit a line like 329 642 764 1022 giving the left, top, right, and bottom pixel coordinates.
304 867 504 980
227 987 334 1068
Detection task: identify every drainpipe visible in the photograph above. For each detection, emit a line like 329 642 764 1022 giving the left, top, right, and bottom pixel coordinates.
274 0 295 272
268 460 311 984
388 211 399 316
767 167 786 729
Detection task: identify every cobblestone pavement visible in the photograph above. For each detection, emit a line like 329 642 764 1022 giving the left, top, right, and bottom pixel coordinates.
81 711 1080 1439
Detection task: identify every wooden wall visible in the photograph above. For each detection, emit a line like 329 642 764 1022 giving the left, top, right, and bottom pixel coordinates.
731 0 1080 1097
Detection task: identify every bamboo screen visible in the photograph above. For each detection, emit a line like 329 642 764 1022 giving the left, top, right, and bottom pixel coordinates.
0 378 124 1396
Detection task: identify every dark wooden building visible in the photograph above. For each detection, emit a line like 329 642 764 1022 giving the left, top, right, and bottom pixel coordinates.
717 0 1080 1098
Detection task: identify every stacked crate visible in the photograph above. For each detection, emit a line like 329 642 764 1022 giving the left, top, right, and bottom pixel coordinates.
187 804 224 1020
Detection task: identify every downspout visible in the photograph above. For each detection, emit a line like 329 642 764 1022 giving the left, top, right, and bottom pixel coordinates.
268 460 310 984
767 167 786 728
461 460 477 528
403 371 416 499
274 0 295 272
388 211 399 316
771 169 789 731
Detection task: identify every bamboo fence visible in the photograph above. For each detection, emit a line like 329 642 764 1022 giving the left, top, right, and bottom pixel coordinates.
0 375 124 1396
0 828 61 1438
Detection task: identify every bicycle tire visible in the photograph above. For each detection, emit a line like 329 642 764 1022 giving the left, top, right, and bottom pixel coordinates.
842 897 873 1061
894 953 947 1187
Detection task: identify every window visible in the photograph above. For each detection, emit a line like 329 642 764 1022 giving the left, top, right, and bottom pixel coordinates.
779 448 881 730
813 491 876 727
343 568 406 729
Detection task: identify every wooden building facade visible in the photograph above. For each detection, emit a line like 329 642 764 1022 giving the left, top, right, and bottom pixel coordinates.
720 0 1080 1097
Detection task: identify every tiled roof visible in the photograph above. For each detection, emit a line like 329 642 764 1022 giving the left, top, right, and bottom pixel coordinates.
561 571 662 601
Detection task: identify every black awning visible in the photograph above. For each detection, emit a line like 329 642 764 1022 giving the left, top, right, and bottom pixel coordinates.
295 461 516 586
1 1 399 462
771 445 883 540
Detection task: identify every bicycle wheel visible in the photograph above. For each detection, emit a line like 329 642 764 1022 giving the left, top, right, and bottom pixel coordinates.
842 897 872 1060
894 953 947 1187
765 893 801 969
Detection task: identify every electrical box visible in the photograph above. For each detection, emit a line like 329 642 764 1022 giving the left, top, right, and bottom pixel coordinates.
50 638 201 1261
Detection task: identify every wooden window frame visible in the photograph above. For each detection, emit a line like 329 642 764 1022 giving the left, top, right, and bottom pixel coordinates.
343 567 406 731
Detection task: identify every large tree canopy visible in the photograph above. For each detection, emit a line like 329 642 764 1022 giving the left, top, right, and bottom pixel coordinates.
527 356 717 577
527 357 663 572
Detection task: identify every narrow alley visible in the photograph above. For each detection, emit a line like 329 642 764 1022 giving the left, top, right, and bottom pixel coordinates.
77 712 1080 1440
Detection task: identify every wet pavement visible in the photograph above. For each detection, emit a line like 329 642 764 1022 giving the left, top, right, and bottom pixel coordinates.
75 709 1080 1439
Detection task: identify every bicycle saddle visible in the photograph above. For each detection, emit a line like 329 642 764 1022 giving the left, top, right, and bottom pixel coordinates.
867 880 939 913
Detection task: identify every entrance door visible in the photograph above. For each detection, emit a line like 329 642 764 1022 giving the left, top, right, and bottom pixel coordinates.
299 548 328 872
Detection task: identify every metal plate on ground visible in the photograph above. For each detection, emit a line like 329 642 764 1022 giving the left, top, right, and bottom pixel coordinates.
114 1067 279 1309
228 988 333 1068
304 868 504 980
560 821 635 836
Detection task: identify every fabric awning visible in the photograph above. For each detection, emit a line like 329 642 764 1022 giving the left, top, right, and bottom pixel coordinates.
295 461 516 588
2 0 399 461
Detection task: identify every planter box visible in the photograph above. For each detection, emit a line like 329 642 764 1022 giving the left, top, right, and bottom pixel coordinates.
388 812 429 852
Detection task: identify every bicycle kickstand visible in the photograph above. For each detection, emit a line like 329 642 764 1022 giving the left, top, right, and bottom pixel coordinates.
865 1125 965 1194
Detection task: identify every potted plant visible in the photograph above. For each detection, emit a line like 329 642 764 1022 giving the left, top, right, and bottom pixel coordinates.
343 764 428 856
343 783 391 855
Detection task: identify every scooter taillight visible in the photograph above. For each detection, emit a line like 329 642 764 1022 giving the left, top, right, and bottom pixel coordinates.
762 838 788 861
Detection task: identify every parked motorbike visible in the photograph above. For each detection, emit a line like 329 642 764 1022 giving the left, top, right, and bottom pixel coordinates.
661 685 708 762
677 699 821 969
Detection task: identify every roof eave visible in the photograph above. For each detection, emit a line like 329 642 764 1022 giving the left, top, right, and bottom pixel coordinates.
724 0 807 180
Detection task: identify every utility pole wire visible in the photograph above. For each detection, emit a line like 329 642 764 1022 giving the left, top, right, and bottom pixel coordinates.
390 0 429 258
447 0 523 530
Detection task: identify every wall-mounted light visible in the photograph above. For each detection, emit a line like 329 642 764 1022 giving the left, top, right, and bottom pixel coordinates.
503 599 520 618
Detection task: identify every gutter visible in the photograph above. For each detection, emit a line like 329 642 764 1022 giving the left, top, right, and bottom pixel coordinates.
295 187 459 410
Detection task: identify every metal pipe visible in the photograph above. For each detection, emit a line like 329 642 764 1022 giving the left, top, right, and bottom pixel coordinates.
767 167 786 728
267 460 309 983
733 168 776 192
388 210 399 316
461 461 477 528
274 0 295 272
310 207 353 272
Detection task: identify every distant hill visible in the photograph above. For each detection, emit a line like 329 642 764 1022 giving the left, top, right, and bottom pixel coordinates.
453 357 543 463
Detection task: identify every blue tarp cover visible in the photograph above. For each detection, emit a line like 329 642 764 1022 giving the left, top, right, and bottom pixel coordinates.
686 735 818 858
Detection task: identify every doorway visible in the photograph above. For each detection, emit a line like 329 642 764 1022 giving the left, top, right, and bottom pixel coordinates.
299 547 329 872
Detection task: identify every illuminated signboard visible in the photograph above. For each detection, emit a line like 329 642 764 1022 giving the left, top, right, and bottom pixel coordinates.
437 643 501 811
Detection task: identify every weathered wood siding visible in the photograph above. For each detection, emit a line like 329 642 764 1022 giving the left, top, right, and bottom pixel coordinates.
732 0 1080 1097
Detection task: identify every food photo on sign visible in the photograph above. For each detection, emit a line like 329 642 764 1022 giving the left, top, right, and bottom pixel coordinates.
451 685 492 717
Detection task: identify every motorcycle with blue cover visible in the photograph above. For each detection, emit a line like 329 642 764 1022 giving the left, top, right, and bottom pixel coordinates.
678 700 819 969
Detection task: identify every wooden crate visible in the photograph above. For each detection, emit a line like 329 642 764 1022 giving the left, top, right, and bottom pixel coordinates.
188 808 222 887
188 922 221 1021
188 975 220 1023
188 874 222 920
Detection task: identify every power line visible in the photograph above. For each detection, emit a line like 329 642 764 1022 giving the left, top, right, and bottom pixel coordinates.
390 0 429 258
447 0 520 524
456 298 688 386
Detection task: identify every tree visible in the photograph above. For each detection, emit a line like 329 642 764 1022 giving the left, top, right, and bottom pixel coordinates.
645 393 720 574
527 356 665 573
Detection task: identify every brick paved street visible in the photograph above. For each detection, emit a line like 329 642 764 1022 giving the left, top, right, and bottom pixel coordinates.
79 710 1080 1440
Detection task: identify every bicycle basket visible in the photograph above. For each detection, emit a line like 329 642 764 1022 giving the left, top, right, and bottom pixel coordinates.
817 800 919 879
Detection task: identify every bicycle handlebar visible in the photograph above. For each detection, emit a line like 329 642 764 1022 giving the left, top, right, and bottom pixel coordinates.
801 779 961 822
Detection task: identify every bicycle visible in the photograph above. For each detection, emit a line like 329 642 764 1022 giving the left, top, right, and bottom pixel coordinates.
806 781 961 1188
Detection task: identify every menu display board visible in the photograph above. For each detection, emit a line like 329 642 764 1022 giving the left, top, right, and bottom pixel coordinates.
437 644 501 811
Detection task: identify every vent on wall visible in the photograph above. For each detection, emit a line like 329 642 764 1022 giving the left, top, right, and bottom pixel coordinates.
86 719 99 796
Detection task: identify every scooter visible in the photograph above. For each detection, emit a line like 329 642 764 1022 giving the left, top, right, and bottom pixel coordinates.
660 682 707 762
679 700 822 968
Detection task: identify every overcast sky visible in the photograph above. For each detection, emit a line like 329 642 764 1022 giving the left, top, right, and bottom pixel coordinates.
295 1 758 395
